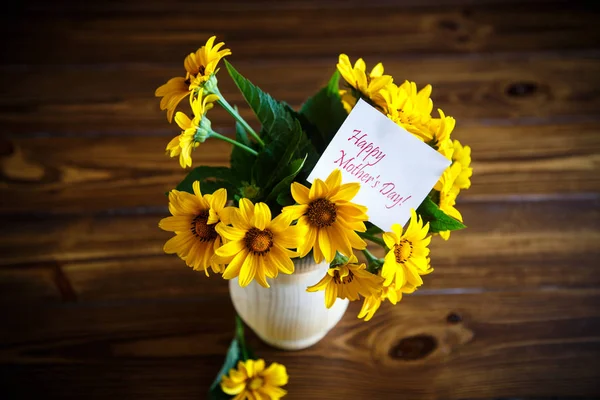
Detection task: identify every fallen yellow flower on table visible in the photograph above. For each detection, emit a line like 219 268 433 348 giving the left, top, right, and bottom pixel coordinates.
220 359 288 400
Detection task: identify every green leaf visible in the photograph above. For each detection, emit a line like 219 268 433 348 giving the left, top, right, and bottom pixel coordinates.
417 196 466 233
364 222 384 235
208 316 255 400
225 60 295 143
208 337 241 400
265 155 307 204
299 70 347 152
276 191 294 207
175 166 239 199
225 60 316 199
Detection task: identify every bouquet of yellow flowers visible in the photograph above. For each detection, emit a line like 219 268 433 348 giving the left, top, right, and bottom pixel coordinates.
156 35 472 399
156 35 472 321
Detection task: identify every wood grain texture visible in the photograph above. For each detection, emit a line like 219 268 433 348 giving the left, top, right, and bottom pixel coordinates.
3 2 598 65
2 0 600 398
1 198 597 297
1 290 599 398
2 55 600 138
2 122 599 213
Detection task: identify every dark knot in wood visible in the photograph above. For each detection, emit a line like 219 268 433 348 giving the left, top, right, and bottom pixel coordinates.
506 82 538 97
446 312 462 324
438 20 460 32
389 335 437 360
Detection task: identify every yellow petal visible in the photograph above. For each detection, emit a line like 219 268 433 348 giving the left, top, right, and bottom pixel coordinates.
217 224 246 241
220 378 245 395
330 182 361 202
269 245 295 274
329 224 352 257
354 58 366 72
174 111 192 131
290 182 310 204
238 254 258 287
216 239 245 259
222 249 249 280
159 216 191 232
211 188 227 210
164 233 194 255
318 228 335 263
309 179 328 200
298 223 317 258
324 169 342 191
324 281 338 308
391 223 403 239
382 232 397 249
253 259 270 288
281 204 307 221
370 62 384 78
238 198 255 225
269 212 293 234
253 202 272 230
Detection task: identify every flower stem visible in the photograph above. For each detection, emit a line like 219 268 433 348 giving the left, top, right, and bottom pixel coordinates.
215 93 265 147
235 315 249 361
211 131 259 156
358 232 386 249
362 249 384 273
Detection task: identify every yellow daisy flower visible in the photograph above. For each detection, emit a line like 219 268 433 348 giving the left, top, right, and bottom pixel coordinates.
452 139 473 190
435 162 463 221
427 109 456 160
358 283 417 322
435 162 463 240
381 209 433 289
307 255 383 308
282 169 368 264
167 92 219 169
220 359 288 400
382 81 434 141
336 54 392 110
155 36 231 122
215 199 298 288
155 77 190 123
159 181 233 275
187 36 232 90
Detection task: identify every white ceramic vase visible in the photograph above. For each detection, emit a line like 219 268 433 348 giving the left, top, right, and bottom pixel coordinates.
229 256 349 350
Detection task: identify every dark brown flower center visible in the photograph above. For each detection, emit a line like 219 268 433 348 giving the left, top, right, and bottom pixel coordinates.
244 228 274 255
191 211 218 242
306 198 337 228
332 269 354 285
394 239 413 264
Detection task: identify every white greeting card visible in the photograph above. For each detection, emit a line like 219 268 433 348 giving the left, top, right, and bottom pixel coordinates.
307 99 451 231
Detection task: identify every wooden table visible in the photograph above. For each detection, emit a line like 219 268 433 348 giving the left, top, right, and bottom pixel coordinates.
1 1 599 398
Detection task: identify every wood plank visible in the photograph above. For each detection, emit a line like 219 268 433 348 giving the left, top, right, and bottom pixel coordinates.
0 264 63 305
1 289 599 398
2 2 598 66
2 122 599 213
2 199 598 266
1 199 597 299
3 55 600 138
